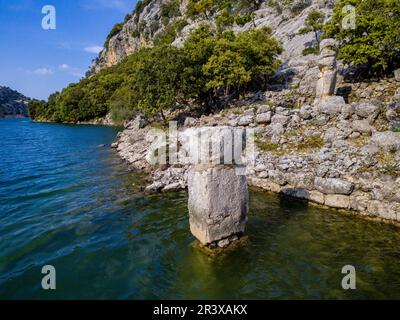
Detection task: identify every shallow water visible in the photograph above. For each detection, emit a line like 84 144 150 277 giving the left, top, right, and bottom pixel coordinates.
0 118 399 299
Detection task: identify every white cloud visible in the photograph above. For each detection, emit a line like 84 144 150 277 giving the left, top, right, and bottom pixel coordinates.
58 64 84 78
59 64 70 70
33 68 54 76
84 46 103 54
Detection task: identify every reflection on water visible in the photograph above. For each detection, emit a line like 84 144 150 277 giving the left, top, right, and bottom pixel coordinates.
0 119 400 299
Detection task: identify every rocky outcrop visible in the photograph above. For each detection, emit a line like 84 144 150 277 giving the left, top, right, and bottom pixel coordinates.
113 80 400 224
0 86 29 118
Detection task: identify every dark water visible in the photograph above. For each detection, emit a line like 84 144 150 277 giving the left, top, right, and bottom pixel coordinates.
1 118 400 300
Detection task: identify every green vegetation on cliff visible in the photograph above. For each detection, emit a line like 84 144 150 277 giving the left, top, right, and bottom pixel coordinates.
29 0 400 123
29 25 282 123
324 0 400 75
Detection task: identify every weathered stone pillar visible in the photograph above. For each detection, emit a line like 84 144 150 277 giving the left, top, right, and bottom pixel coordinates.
188 165 248 248
315 38 346 115
316 38 338 98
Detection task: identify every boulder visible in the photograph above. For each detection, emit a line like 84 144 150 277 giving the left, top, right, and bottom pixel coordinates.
184 117 197 127
371 131 400 150
314 177 354 195
341 104 354 119
350 192 371 212
309 190 325 204
188 165 248 245
299 105 312 119
353 101 382 120
367 201 397 220
269 170 287 186
249 177 282 193
317 96 346 115
257 105 271 114
271 114 289 126
243 108 255 116
325 194 350 209
351 119 372 135
238 115 254 126
255 112 272 124
286 172 314 189
162 182 183 192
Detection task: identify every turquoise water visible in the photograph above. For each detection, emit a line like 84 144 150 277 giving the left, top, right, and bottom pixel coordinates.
1 118 400 299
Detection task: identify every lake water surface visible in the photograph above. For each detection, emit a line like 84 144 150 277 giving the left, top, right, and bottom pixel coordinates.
1 118 400 299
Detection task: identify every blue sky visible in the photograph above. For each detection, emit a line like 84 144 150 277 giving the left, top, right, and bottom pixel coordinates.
0 0 137 100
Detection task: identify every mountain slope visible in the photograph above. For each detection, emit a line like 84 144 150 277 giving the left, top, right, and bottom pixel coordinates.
0 86 30 118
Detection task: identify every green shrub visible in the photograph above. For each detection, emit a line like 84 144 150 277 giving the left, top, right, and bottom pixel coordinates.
104 23 123 48
160 0 181 19
299 9 325 46
302 45 320 56
324 0 400 75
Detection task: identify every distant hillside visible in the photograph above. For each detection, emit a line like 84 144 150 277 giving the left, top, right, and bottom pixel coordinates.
0 86 30 118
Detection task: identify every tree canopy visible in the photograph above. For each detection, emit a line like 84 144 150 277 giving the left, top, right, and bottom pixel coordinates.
324 0 400 74
29 24 282 123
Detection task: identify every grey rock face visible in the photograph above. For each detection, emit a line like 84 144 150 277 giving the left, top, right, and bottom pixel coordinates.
314 177 354 195
188 165 248 245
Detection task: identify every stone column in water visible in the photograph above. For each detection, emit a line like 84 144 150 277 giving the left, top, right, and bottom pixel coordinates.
188 165 248 247
184 127 250 248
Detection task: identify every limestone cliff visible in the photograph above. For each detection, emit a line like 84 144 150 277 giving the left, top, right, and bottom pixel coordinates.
91 0 337 97
0 86 30 118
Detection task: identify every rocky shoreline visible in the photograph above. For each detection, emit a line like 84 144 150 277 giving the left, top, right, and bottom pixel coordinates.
112 82 400 224
34 113 117 126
